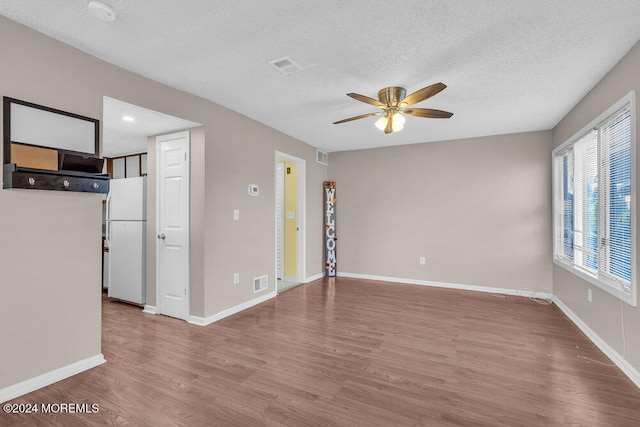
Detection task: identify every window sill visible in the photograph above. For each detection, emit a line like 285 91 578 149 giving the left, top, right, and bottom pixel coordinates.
554 258 636 306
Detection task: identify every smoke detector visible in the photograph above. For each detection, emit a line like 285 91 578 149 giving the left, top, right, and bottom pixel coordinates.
88 2 116 22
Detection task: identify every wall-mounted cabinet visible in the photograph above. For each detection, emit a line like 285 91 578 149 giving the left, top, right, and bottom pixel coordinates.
106 153 147 179
3 97 109 193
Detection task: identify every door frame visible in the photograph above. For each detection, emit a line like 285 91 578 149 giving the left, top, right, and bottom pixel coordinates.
274 151 306 288
155 130 190 320
276 162 285 280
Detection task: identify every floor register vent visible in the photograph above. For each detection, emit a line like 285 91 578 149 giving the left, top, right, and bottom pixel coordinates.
253 275 268 292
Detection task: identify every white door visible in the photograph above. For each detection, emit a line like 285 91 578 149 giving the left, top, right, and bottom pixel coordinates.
156 131 190 320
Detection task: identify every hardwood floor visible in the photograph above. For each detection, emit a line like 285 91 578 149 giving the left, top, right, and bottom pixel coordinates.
277 278 300 293
2 277 640 426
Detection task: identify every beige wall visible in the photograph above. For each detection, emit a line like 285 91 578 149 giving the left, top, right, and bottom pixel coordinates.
552 40 640 373
328 131 553 291
203 116 326 315
0 191 102 388
188 127 207 318
0 15 326 391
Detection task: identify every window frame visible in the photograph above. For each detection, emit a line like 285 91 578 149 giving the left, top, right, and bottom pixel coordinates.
552 91 636 306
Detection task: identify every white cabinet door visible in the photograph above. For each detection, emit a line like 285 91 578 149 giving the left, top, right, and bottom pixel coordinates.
112 157 125 179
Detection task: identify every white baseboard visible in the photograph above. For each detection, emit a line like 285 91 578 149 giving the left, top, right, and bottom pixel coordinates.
188 290 277 327
337 272 553 300
142 305 157 315
552 296 640 389
305 272 324 283
0 354 106 404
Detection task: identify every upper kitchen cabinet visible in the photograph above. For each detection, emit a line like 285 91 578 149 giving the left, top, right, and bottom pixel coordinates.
106 153 147 179
2 97 110 193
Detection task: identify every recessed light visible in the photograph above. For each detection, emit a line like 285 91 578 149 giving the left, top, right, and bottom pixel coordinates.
88 2 116 22
122 116 135 122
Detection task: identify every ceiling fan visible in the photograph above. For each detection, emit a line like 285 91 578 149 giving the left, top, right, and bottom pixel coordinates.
333 82 453 134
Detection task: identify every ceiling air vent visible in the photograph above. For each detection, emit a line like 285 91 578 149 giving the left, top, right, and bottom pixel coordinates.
316 150 328 166
268 56 304 75
253 275 268 292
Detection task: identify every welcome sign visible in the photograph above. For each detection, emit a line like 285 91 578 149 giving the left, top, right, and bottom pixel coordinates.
324 181 337 276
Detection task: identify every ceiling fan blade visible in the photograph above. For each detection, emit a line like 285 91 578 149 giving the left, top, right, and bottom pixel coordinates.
403 108 453 119
402 82 447 106
347 93 386 108
333 111 382 124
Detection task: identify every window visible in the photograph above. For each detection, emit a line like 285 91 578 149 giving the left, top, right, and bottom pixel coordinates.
553 91 636 306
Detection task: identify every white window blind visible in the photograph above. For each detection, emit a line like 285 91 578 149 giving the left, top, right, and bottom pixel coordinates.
554 149 574 262
600 107 632 287
573 130 598 273
552 92 635 306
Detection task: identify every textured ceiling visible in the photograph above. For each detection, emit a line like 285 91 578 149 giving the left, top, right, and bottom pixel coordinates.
2 1 640 152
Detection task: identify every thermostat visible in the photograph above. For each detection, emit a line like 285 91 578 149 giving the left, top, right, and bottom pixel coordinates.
248 184 259 196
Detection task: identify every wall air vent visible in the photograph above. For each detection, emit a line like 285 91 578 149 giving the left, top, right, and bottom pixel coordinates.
316 150 328 166
268 56 304 75
253 275 268 292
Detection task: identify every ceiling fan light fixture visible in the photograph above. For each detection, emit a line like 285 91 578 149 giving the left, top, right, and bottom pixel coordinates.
392 113 405 131
375 113 405 133
375 116 388 131
391 121 404 133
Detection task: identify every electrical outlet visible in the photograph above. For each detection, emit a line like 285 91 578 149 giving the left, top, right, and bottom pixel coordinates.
233 273 239 285
587 288 592 302
419 257 426 265
233 209 239 220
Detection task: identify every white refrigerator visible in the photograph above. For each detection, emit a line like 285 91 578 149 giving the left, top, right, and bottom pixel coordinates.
106 177 147 305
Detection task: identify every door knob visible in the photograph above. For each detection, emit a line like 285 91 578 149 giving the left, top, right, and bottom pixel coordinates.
157 234 166 240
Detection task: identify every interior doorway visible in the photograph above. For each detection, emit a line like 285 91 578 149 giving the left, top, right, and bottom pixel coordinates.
275 151 306 293
102 97 200 319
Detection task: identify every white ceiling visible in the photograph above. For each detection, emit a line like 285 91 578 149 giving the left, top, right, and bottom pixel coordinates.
2 1 640 153
102 97 200 157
